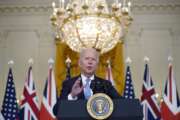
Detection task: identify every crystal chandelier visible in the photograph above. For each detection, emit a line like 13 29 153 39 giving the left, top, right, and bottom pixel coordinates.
51 0 133 54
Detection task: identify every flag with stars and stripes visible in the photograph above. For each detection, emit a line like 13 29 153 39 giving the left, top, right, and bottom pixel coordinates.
1 68 19 120
19 66 40 120
123 65 135 99
39 65 57 120
161 63 180 120
141 64 161 120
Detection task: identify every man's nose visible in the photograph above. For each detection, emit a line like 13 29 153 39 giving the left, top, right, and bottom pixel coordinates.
88 60 93 64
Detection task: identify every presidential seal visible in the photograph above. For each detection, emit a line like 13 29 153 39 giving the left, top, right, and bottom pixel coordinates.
86 93 114 120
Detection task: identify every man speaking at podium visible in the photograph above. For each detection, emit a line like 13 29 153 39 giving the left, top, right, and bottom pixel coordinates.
54 48 143 120
60 48 120 100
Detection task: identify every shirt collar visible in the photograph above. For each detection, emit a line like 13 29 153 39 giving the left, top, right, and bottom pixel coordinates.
81 74 94 80
81 74 94 86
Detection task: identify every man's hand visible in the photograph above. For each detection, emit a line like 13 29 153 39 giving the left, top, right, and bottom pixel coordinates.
70 78 84 98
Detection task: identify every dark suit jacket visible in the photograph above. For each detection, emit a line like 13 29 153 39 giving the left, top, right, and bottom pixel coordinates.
53 75 121 115
60 75 120 100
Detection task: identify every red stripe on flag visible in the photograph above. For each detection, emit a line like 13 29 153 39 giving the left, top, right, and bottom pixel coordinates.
28 110 30 120
141 87 161 117
39 103 56 120
107 67 110 80
169 65 172 103
21 87 39 118
161 101 180 120
27 67 32 87
48 68 52 106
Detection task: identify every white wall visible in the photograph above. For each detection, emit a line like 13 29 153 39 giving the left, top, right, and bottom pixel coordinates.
0 0 180 106
0 5 55 105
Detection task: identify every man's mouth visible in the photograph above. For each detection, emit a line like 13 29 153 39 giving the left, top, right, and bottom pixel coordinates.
87 66 92 70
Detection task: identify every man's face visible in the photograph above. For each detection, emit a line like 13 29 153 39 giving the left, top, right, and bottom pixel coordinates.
79 49 99 76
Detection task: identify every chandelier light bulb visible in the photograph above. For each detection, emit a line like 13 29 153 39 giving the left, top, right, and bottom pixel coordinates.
128 1 131 7
52 2 56 9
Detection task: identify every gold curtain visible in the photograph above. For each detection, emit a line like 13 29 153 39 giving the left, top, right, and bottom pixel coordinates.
55 41 125 96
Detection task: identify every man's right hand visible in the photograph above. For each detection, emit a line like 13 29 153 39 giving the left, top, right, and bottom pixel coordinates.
70 78 84 98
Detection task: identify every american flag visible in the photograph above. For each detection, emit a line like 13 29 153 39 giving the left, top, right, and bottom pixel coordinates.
39 65 57 120
161 63 180 120
141 64 161 120
19 66 39 120
123 65 135 99
1 68 19 120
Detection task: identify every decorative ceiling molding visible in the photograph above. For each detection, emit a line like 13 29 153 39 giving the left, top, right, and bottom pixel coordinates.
0 6 52 14
0 4 180 14
133 4 180 13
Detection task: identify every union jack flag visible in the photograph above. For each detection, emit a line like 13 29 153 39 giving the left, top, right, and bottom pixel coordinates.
141 64 161 120
39 65 57 120
161 63 180 120
19 66 40 120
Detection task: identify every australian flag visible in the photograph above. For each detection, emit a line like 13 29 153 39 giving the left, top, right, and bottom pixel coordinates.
141 64 161 120
1 68 19 120
123 65 135 99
